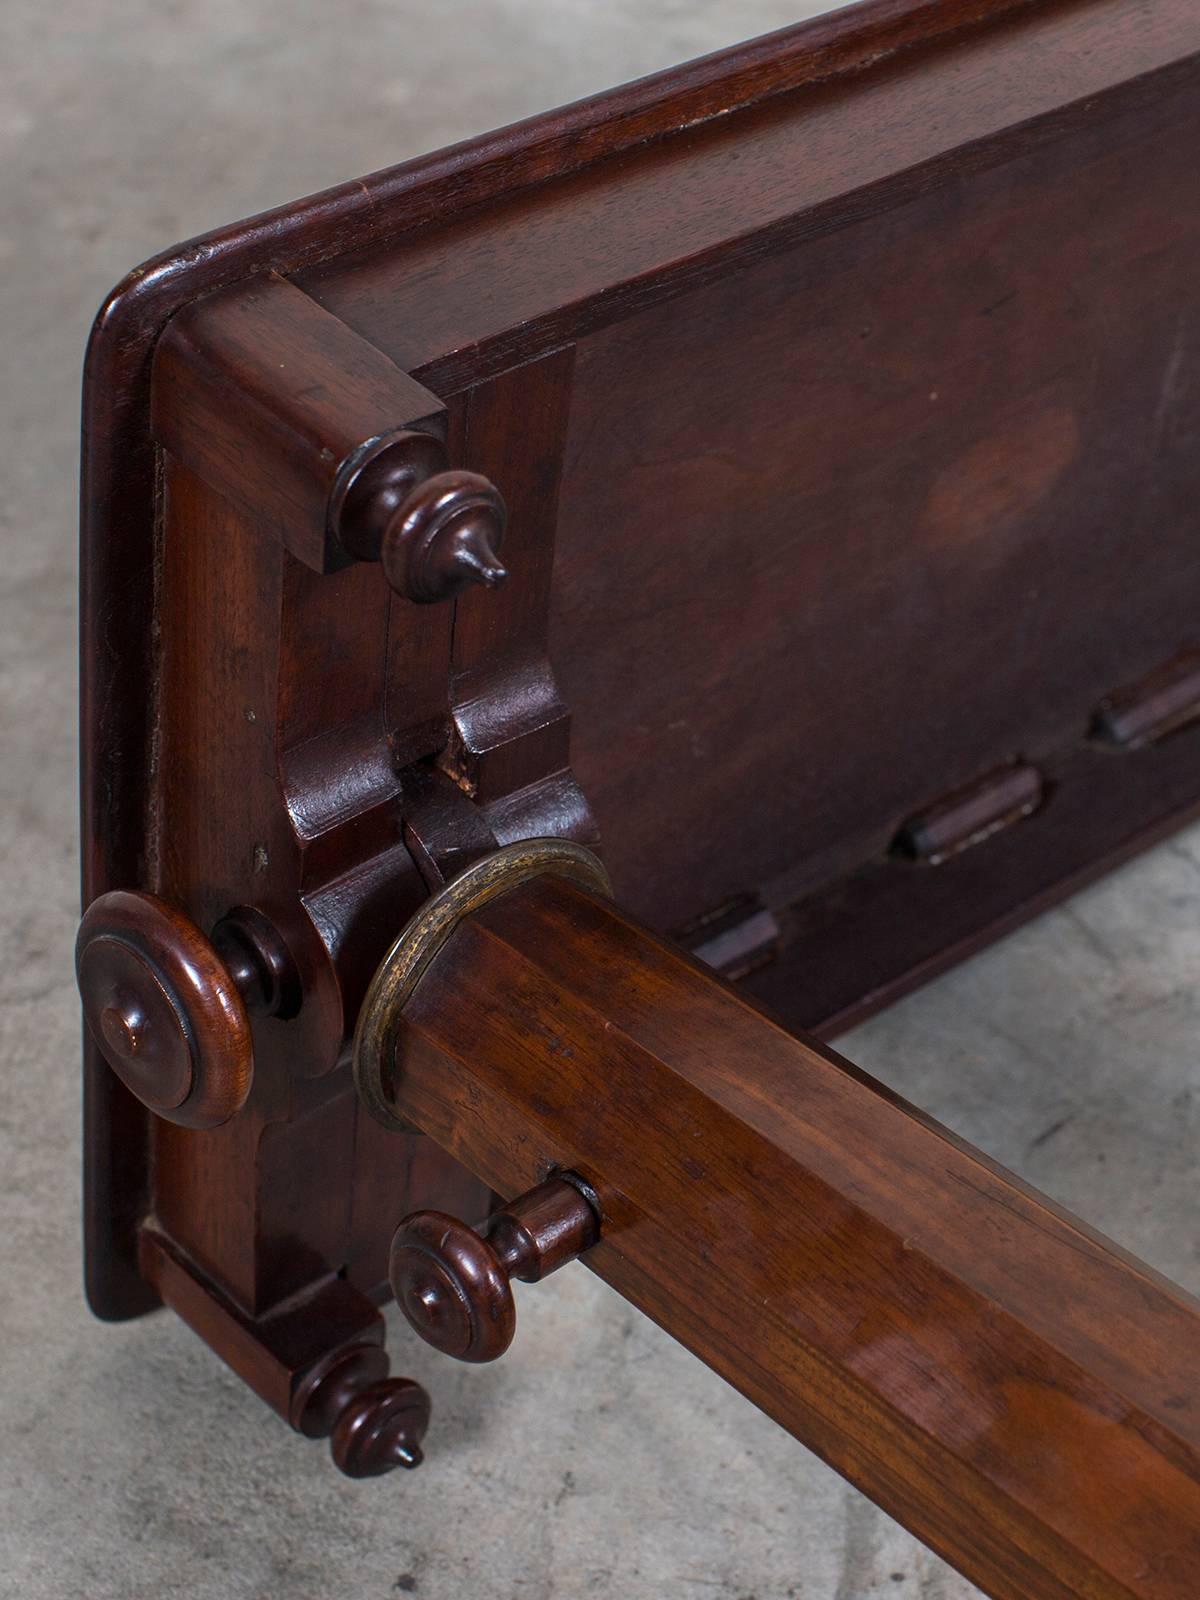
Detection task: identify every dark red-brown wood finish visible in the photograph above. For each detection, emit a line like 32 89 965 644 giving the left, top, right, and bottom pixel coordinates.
369 861 1200 1600
79 0 1200 1592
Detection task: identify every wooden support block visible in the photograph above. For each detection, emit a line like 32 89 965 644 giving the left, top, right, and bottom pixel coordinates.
151 273 447 571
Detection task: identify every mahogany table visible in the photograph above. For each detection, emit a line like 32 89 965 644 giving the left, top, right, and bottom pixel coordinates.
77 4 1200 1594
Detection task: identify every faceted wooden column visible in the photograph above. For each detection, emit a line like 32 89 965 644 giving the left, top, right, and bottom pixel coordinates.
356 843 1200 1600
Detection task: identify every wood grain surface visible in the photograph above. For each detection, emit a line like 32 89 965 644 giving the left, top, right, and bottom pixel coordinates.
384 871 1200 1600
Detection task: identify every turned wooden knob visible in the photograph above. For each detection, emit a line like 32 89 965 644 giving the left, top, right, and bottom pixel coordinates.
389 1177 599 1363
380 469 507 604
291 1343 430 1478
76 891 294 1129
331 1380 430 1477
331 431 507 604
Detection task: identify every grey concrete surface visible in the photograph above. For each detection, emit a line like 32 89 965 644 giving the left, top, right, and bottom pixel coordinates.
1 3 1197 1597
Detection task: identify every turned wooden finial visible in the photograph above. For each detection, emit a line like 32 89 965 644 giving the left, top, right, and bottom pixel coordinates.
291 1343 431 1477
332 431 507 604
389 1178 600 1363
381 469 507 603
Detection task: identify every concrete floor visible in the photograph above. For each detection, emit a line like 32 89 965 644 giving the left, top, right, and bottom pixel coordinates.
2 3 1198 1596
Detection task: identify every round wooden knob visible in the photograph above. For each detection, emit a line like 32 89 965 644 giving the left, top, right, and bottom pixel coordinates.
389 1178 599 1364
390 1210 516 1363
76 890 253 1129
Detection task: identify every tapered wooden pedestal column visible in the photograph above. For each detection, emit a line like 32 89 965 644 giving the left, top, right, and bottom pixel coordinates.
357 849 1200 1600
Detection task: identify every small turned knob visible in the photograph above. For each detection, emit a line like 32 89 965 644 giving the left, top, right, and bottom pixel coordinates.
389 1177 599 1363
331 1381 430 1477
332 431 507 605
381 470 507 604
291 1343 431 1479
76 891 292 1129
